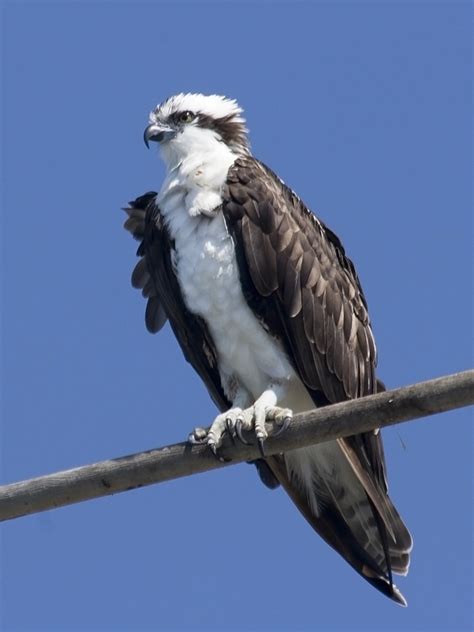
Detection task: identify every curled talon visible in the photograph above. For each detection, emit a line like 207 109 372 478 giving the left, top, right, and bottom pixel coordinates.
272 415 292 438
207 437 231 462
257 436 266 457
225 417 236 439
235 419 251 445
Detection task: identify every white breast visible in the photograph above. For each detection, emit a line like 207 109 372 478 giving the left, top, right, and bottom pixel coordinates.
150 122 355 519
157 158 295 400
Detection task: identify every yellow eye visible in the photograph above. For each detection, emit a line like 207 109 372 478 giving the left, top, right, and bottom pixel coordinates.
179 110 195 123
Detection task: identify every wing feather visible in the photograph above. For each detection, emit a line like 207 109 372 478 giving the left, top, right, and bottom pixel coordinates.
124 158 411 603
222 156 412 602
123 193 230 410
241 216 277 295
124 193 279 492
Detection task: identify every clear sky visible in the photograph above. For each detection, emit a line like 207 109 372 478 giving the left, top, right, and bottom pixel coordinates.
1 1 472 630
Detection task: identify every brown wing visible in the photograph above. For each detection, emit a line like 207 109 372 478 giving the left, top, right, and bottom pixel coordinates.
223 157 376 403
124 193 229 412
124 193 281 491
222 157 412 602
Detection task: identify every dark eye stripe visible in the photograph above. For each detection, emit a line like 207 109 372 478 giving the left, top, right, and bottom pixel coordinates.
166 109 249 153
196 113 248 151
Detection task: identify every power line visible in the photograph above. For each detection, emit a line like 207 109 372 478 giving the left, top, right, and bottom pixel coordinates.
0 370 472 522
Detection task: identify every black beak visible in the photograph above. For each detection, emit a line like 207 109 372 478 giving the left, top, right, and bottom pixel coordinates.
143 123 176 148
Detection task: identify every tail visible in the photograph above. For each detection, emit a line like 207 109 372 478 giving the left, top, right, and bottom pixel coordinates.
267 439 412 605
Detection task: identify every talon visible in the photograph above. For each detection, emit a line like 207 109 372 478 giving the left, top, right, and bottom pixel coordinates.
273 415 292 438
225 417 236 439
207 437 231 463
235 419 251 445
257 436 266 457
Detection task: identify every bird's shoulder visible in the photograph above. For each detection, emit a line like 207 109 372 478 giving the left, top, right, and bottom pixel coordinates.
223 155 372 333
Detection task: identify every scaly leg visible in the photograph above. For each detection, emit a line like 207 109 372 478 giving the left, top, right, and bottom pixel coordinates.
188 385 251 459
189 384 292 458
233 388 292 457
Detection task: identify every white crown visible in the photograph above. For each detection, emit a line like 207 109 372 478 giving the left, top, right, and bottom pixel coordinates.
152 93 245 123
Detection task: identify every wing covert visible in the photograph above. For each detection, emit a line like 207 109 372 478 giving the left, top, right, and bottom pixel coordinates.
223 156 377 404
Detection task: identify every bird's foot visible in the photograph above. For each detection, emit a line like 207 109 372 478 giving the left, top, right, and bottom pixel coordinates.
188 405 292 459
234 405 292 457
188 407 244 462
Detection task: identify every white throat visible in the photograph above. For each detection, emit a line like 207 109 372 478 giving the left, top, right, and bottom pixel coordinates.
157 126 238 220
159 126 235 172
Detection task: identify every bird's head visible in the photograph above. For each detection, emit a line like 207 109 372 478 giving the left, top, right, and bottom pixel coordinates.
143 93 250 166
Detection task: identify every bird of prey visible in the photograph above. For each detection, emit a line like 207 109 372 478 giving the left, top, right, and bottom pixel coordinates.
123 93 412 604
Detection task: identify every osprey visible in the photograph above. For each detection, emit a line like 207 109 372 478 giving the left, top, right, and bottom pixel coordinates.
124 93 412 604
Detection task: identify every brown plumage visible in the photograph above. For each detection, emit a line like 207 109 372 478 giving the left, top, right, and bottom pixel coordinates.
221 157 412 602
124 156 412 605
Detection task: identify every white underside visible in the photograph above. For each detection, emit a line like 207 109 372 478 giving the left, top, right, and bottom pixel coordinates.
157 141 307 406
155 131 359 516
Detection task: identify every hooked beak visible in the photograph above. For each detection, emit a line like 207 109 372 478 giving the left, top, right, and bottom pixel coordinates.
143 123 176 148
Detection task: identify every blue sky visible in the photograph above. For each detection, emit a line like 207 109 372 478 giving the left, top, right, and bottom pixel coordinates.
1 1 472 630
